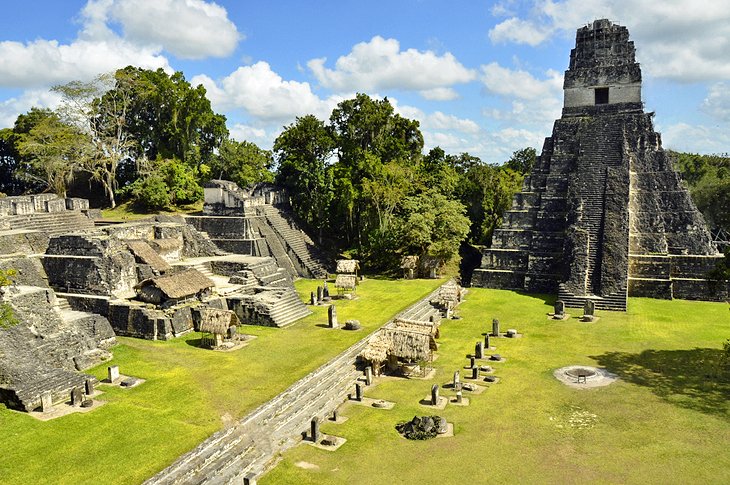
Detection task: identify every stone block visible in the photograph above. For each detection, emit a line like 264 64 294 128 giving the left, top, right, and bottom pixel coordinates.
108 365 120 383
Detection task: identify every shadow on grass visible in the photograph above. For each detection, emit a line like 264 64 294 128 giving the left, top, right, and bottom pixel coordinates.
592 348 730 420
184 337 204 348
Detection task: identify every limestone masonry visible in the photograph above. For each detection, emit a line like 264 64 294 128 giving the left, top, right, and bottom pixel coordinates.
471 19 727 309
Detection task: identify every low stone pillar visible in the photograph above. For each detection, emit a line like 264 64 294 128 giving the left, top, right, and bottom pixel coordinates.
453 370 460 389
41 392 53 412
85 379 94 395
484 333 490 349
492 318 500 336
355 383 363 401
71 387 84 406
243 474 257 485
317 286 323 304
365 366 373 386
108 365 120 383
328 305 338 328
431 384 439 405
583 300 595 320
311 417 320 443
472 367 479 379
469 356 476 368
554 300 565 317
456 390 463 404
331 410 338 422
475 341 484 359
310 291 316 306
323 282 330 299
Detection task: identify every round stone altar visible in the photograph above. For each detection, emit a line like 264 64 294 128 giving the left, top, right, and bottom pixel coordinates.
553 365 617 388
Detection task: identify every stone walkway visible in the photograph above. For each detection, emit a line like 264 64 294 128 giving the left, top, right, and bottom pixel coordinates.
145 283 449 485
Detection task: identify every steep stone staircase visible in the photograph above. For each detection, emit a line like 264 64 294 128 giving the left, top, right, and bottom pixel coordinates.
260 205 329 279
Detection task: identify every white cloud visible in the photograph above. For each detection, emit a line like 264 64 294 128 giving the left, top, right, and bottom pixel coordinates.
489 0 730 82
419 87 459 101
661 122 730 155
307 36 475 97
0 89 63 128
424 112 481 134
0 38 170 89
228 123 276 148
702 82 730 122
192 61 343 122
481 63 563 100
489 17 551 46
104 0 241 59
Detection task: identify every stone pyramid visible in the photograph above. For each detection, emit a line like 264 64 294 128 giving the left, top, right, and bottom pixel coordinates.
471 19 725 310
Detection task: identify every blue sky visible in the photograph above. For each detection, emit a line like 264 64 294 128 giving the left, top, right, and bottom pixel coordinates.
1 0 728 163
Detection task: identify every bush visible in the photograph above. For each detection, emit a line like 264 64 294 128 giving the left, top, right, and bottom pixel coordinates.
118 158 203 211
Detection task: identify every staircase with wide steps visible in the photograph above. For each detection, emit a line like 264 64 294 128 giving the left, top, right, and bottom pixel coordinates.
4 211 95 236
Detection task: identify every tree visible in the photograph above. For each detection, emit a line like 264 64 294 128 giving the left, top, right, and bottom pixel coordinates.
456 161 523 245
398 191 470 263
105 67 228 167
672 151 730 233
328 94 423 247
121 158 203 210
210 138 274 188
1 108 57 195
420 147 460 197
52 73 138 208
504 147 537 173
274 115 335 242
16 113 90 197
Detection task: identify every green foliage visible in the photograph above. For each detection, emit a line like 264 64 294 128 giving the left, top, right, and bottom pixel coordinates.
672 150 730 232
398 191 470 261
456 162 524 245
0 304 18 329
104 67 228 167
504 147 537 173
209 138 274 188
120 158 203 210
16 112 91 197
274 115 336 242
0 268 16 286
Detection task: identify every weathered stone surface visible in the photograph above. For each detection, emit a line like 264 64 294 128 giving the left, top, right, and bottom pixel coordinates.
396 415 447 440
344 320 361 331
471 19 725 309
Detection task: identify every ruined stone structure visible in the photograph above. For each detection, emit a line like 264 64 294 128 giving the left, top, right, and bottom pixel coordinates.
42 217 310 336
186 180 330 279
0 200 114 411
472 19 726 309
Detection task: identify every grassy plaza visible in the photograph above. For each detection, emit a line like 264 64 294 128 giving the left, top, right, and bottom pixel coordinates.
263 288 729 485
0 278 443 484
0 279 727 484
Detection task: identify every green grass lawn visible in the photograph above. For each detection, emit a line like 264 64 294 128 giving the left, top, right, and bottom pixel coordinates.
262 290 730 485
0 278 443 485
100 200 204 221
